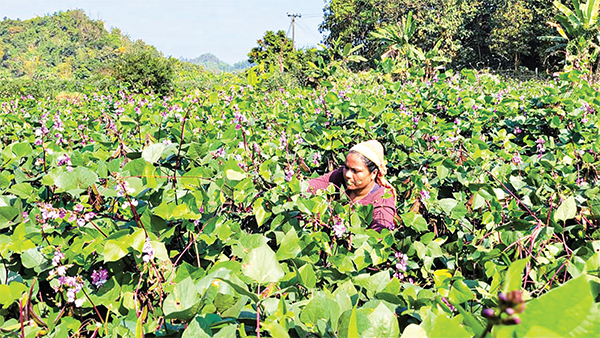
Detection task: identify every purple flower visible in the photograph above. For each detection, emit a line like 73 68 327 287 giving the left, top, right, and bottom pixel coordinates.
284 168 294 182
142 238 154 263
91 269 108 288
420 190 430 201
52 249 65 266
512 155 522 165
332 216 346 238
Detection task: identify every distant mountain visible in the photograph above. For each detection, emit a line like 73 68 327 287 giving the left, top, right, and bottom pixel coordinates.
182 53 251 73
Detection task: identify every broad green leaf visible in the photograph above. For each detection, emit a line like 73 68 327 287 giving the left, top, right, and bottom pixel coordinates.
276 229 300 261
503 258 529 293
163 277 201 320
362 302 400 338
449 280 474 304
400 324 428 338
508 275 599 338
103 240 129 263
242 245 284 284
554 196 577 222
253 198 271 226
429 314 470 338
141 143 166 163
182 317 211 338
55 167 98 192
21 248 44 269
300 293 340 330
400 212 428 232
299 263 316 289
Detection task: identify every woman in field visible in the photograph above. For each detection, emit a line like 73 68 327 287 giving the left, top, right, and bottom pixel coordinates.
308 140 397 232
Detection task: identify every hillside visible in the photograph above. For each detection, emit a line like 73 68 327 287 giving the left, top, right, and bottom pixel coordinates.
182 53 251 73
0 10 162 80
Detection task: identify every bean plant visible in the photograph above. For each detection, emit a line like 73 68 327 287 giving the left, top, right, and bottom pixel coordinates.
0 68 598 337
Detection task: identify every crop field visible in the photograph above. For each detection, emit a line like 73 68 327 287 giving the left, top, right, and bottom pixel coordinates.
0 69 598 337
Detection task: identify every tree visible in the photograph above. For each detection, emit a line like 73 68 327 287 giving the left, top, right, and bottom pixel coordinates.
112 44 175 95
319 0 558 72
248 30 319 86
248 30 294 72
489 0 534 71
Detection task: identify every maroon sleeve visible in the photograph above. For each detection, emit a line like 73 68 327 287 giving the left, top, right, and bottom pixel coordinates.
308 167 345 191
360 188 396 232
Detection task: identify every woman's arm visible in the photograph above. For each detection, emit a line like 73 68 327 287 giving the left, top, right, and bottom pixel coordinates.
308 167 345 191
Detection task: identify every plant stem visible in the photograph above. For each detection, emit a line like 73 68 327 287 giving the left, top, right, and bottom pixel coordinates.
256 284 261 338
478 322 493 338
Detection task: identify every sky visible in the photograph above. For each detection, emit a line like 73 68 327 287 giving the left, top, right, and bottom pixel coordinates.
1 0 327 65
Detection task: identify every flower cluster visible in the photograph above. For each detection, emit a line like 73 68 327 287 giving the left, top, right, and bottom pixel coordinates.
91 268 108 288
57 154 73 172
536 138 545 158
512 154 523 165
332 215 346 238
284 167 294 182
114 179 136 197
393 252 408 280
232 111 247 130
38 203 94 228
142 238 155 263
312 152 322 166
482 290 526 325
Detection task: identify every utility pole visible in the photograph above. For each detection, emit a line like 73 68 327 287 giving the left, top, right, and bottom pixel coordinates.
287 13 301 50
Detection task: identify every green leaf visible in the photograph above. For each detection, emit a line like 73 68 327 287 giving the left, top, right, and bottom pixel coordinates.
103 240 129 263
299 264 317 289
8 183 34 200
400 324 428 338
182 317 211 338
21 248 44 269
225 169 247 181
510 275 599 338
253 198 271 227
503 258 529 293
448 280 474 304
247 67 258 86
276 230 300 261
300 293 340 330
163 277 201 320
55 167 98 193
400 212 428 232
242 245 284 284
554 196 577 222
141 143 166 163
362 302 400 338
429 314 470 338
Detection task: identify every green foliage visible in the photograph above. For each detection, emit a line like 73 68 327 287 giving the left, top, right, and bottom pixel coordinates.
112 45 176 95
0 66 598 337
543 0 600 74
248 30 319 87
0 9 126 80
320 0 558 71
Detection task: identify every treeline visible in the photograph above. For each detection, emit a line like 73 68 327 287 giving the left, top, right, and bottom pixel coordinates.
320 0 559 72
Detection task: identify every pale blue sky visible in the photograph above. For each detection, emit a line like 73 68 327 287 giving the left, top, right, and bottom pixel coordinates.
1 0 326 64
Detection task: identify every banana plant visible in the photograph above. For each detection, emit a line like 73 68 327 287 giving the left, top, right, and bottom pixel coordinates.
370 11 422 63
543 0 600 72
371 11 450 79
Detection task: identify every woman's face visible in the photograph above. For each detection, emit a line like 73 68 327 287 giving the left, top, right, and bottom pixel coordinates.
343 152 377 191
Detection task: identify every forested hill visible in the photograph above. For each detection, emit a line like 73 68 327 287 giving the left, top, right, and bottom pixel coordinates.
0 10 138 79
182 53 252 73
